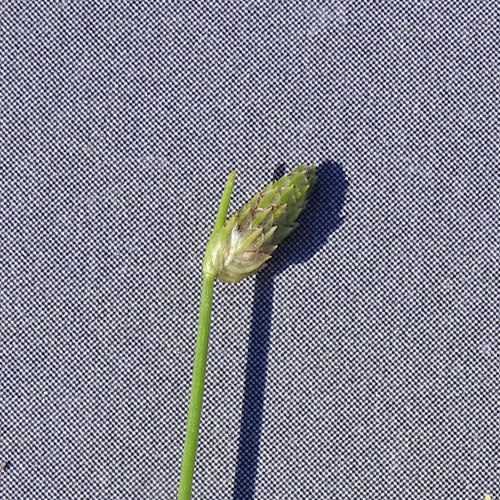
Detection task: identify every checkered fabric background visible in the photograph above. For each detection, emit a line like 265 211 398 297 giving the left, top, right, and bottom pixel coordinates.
1 1 498 499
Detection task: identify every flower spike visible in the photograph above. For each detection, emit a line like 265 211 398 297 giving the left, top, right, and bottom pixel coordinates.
204 164 317 282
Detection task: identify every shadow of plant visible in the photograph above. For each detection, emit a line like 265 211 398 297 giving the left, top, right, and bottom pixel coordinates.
233 160 349 499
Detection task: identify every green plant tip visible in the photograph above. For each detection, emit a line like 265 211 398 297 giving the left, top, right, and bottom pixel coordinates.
204 164 317 282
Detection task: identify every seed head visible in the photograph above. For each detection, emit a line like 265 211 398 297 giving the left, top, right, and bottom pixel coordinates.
204 164 317 282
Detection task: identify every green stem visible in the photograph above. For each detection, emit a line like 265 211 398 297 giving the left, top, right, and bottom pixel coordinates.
177 272 215 500
178 171 236 500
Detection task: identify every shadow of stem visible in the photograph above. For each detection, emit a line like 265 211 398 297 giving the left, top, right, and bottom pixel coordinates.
232 160 349 499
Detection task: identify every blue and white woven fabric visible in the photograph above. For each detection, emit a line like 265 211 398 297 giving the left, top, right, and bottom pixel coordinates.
0 2 498 498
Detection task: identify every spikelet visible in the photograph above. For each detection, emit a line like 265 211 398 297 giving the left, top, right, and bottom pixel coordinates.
204 164 317 282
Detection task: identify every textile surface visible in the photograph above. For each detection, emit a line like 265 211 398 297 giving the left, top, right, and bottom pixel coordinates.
0 1 498 499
